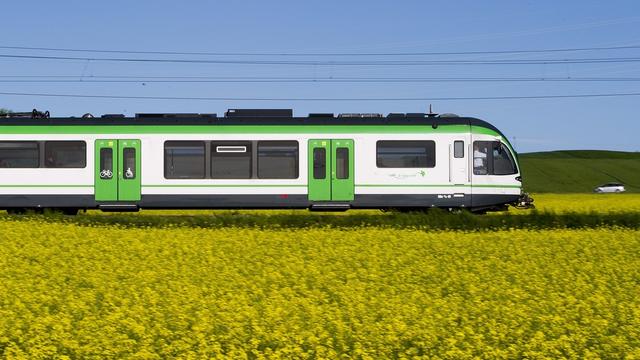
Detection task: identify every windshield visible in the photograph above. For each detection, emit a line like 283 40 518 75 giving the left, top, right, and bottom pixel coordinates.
493 143 517 175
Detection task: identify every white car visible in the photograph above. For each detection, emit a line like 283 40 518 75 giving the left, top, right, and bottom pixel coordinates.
594 183 626 193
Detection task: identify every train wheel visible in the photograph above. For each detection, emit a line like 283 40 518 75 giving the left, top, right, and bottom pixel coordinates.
390 207 429 213
6 208 27 215
447 208 467 214
45 208 79 216
61 208 79 216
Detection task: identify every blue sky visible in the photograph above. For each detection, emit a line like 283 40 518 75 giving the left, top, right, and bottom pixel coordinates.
1 0 639 152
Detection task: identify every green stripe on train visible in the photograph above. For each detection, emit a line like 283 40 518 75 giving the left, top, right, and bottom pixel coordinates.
0 184 519 189
143 184 518 188
0 185 94 188
142 184 307 188
356 184 521 188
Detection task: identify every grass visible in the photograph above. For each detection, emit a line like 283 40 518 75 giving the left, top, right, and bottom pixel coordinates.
519 150 640 193
0 194 639 358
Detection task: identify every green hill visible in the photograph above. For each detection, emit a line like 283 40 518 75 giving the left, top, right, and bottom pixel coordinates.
518 150 640 193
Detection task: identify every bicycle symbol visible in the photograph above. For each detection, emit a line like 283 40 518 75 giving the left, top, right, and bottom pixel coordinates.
100 169 113 179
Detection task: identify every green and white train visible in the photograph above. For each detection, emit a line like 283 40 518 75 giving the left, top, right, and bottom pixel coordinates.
0 109 530 214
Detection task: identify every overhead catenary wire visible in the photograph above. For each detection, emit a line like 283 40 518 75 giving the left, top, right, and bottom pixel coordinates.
1 44 640 56
1 76 640 83
4 16 640 58
2 53 640 66
1 91 640 101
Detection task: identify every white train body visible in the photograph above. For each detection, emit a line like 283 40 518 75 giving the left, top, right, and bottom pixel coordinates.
0 111 523 212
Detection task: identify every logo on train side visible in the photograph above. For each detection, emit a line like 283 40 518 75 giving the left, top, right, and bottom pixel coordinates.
388 170 427 180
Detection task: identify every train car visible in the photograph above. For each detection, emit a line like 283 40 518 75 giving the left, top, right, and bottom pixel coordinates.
0 109 531 214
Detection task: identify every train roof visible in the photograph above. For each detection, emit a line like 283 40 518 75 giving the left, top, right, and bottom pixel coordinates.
0 109 512 143
0 110 505 136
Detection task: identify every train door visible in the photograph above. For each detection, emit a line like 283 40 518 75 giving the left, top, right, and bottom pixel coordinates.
450 139 468 185
95 139 141 202
308 139 354 201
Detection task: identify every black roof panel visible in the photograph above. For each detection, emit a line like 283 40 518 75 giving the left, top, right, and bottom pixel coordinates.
0 115 506 138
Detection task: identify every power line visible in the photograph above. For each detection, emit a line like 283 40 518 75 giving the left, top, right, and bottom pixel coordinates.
1 91 639 101
8 75 640 80
1 76 640 83
1 53 640 66
1 44 640 56
4 75 640 81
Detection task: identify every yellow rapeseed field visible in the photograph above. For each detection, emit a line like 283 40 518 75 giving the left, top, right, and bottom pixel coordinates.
1 203 639 359
521 194 640 214
111 193 640 217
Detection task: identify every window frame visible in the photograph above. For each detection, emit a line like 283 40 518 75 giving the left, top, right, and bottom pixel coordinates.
312 147 327 180
473 141 492 175
473 140 518 176
122 147 137 179
336 147 350 179
257 140 299 179
492 142 518 175
0 141 40 168
163 140 207 179
211 140 253 179
99 148 114 179
376 140 436 168
454 140 465 158
44 141 87 169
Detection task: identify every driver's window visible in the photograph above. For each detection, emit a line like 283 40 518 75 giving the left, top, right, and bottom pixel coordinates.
473 141 517 176
473 141 490 175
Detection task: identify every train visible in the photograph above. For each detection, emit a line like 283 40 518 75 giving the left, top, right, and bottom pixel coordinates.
0 108 533 214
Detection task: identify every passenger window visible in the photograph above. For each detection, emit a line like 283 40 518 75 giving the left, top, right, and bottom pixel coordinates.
493 143 517 175
99 148 113 179
211 141 252 179
376 141 435 168
313 148 326 179
257 141 299 179
0 141 39 168
164 141 205 179
454 141 464 158
336 147 349 179
123 148 136 179
44 141 86 168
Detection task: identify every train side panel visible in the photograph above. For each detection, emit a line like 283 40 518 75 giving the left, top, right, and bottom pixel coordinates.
0 122 521 211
